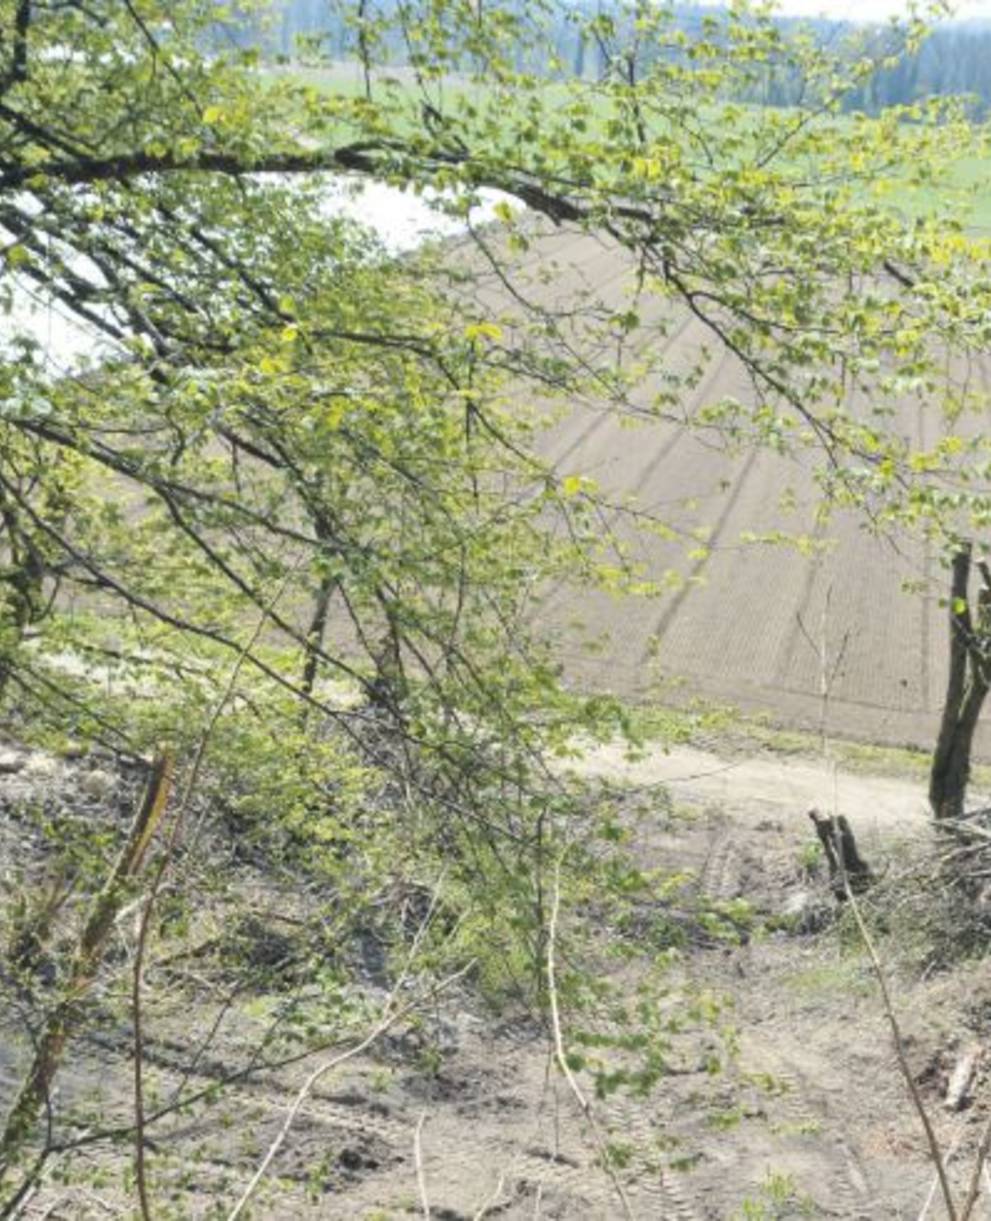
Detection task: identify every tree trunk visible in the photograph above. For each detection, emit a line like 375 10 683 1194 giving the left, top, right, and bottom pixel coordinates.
299 572 335 703
930 547 991 822
0 755 172 1189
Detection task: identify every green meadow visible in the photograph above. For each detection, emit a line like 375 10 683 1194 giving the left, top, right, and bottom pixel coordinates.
261 59 991 233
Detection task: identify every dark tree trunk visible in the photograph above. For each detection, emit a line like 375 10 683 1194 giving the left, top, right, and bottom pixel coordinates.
299 571 335 703
808 809 872 897
930 546 991 822
0 493 48 704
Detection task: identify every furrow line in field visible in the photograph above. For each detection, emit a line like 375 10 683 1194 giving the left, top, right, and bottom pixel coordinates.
543 308 702 475
642 445 761 656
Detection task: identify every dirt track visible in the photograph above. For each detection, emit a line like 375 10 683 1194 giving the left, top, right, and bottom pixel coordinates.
466 224 991 756
565 739 944 840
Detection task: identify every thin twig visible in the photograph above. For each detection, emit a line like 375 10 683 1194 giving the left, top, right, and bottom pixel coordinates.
546 858 634 1221
224 960 474 1221
918 1124 967 1221
472 1170 507 1219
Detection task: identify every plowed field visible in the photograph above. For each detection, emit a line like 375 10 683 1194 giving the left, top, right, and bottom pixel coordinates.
470 225 991 754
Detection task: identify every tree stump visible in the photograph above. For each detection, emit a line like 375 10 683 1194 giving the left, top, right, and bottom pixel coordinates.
808 808 873 898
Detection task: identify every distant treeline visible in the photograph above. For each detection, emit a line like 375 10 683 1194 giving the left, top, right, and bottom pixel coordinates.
215 2 991 114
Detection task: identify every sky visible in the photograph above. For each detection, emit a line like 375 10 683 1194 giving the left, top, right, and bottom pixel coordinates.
774 0 991 20
5 183 508 373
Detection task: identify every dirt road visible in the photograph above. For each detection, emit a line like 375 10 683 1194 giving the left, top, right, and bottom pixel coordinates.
567 739 946 838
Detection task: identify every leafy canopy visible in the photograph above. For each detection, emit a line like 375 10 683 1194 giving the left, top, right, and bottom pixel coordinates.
0 0 989 1027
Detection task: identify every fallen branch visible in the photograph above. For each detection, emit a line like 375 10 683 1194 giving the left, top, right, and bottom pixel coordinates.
471 1170 508 1220
414 1111 431 1220
945 1045 982 1114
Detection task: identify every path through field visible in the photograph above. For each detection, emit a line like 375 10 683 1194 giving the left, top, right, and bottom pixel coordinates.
566 738 943 837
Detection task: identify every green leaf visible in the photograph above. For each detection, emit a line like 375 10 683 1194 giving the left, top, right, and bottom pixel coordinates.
464 322 503 343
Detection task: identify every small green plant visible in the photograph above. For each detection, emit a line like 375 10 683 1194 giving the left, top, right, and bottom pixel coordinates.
736 1170 815 1219
797 840 822 879
369 1067 394 1092
770 1118 822 1137
416 1044 444 1077
706 1105 745 1131
602 1141 635 1170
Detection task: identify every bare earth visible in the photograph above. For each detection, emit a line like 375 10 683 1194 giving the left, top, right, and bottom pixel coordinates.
465 224 991 757
7 740 991 1220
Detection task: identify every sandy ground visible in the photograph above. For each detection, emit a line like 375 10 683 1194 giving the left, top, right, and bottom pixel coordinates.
6 737 991 1219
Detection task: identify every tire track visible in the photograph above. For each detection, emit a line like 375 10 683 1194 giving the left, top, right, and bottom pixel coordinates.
742 1038 876 1218
602 1089 703 1219
536 317 724 615
543 307 703 475
83 1030 416 1147
657 1168 703 1221
770 450 831 690
543 349 756 667
642 444 761 657
697 824 743 902
86 1028 639 1216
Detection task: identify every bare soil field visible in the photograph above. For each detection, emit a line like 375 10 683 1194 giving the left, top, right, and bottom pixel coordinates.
466 224 991 757
5 739 991 1219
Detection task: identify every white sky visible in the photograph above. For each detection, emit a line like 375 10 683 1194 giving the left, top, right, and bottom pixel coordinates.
5 183 508 373
775 0 991 20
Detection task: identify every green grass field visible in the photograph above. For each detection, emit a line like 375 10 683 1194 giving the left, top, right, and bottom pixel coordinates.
260 60 991 233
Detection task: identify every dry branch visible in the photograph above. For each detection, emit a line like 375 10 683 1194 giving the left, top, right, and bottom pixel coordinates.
945 1046 983 1113
0 753 174 1188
